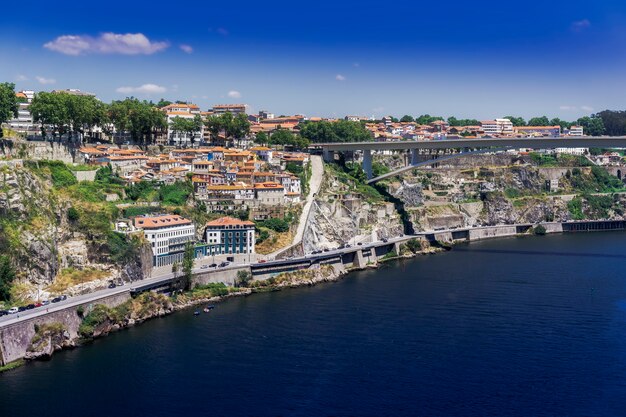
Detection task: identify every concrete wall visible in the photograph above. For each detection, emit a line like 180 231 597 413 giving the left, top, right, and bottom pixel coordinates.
72 170 98 182
191 266 251 287
468 226 518 241
0 291 130 366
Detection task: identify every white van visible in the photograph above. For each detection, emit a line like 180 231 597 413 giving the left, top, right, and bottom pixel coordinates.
8 307 18 314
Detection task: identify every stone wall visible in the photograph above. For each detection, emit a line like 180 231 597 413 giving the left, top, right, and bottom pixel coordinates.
0 291 131 365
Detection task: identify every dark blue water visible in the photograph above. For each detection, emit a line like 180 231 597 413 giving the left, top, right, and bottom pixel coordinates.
3 233 626 416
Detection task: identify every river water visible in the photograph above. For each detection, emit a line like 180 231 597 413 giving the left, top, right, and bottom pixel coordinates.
2 233 626 416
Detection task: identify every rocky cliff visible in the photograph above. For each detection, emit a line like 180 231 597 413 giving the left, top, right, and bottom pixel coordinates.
0 162 151 303
303 165 404 251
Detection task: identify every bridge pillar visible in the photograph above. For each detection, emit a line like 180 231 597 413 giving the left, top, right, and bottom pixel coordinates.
353 249 367 269
323 149 333 163
410 149 419 165
393 241 402 255
363 149 373 179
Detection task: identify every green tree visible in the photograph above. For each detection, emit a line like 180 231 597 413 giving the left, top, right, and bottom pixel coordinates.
528 116 550 126
255 131 269 145
0 83 19 138
181 241 195 291
400 115 414 122
577 116 605 136
30 91 70 139
594 110 626 136
549 118 572 131
299 120 371 143
414 114 444 125
236 270 252 287
0 255 16 302
156 99 172 108
503 116 526 126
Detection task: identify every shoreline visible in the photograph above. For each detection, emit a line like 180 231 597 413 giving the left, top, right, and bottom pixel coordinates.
1 225 623 373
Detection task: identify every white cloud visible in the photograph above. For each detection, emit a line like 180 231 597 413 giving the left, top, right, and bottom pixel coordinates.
44 33 169 56
179 44 193 54
571 19 591 32
227 90 242 98
353 62 360 67
36 76 56 85
336 74 346 81
116 83 167 95
559 105 594 112
15 74 28 81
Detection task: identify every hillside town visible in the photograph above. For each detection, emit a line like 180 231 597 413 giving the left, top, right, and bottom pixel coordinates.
0 85 619 276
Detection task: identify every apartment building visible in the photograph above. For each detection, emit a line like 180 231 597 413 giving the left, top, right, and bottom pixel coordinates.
481 119 514 136
8 90 35 134
162 103 202 145
204 217 255 256
134 214 196 267
211 104 247 115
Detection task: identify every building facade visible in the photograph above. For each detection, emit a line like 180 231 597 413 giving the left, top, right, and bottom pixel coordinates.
204 217 255 256
134 214 196 267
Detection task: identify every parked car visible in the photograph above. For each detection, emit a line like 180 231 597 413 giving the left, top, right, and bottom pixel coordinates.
0 310 8 317
218 262 230 268
18 306 27 312
108 282 116 289
200 265 209 269
357 242 363 246
34 302 43 308
382 238 389 243
258 260 267 263
41 300 50 306
209 263 217 268
8 307 18 314
51 297 62 303
60 295 68 301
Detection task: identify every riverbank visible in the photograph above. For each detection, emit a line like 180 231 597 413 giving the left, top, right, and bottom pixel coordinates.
2 221 623 373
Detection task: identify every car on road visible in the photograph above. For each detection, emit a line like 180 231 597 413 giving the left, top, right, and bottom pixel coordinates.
382 238 389 243
200 265 209 269
258 260 267 263
18 306 27 312
0 310 7 316
51 297 62 303
42 300 50 306
60 295 68 301
357 242 363 246
209 263 217 268
218 262 230 268
34 302 43 308
323 248 329 252
8 307 18 314
108 282 116 289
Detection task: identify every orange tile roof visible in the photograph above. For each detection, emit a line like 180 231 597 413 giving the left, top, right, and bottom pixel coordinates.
254 181 284 190
134 215 192 229
206 216 254 227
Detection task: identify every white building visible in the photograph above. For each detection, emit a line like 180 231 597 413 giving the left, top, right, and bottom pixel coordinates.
8 90 35 134
480 118 513 136
134 214 196 267
162 103 203 146
568 125 584 137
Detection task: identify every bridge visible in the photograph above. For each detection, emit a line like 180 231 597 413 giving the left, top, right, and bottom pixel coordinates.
316 136 626 180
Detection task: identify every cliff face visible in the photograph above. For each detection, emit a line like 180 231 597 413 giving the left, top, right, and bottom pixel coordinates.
373 154 626 232
303 166 404 252
0 163 151 302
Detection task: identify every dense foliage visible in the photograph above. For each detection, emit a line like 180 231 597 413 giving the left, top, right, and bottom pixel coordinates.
0 255 15 302
0 82 19 138
299 120 372 143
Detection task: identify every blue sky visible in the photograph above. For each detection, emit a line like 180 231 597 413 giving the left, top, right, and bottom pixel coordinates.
2 0 626 120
